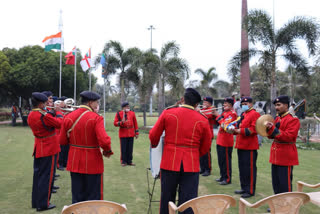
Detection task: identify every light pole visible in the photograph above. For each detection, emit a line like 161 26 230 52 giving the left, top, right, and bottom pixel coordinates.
148 25 155 116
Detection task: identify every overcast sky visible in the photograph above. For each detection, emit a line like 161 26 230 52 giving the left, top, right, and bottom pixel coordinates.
1 0 320 85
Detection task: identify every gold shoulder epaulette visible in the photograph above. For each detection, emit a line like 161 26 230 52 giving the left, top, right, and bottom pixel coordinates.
165 105 179 110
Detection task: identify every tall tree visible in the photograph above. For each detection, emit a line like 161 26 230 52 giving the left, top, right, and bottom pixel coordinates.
158 41 189 115
101 41 141 103
127 50 159 126
194 67 218 97
229 10 319 116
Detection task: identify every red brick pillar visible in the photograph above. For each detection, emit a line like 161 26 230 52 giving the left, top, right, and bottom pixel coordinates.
240 0 251 96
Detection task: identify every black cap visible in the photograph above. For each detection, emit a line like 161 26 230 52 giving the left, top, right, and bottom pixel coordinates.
121 102 129 108
42 91 53 97
58 96 68 101
80 91 101 101
32 92 48 102
52 96 58 102
273 95 290 106
224 97 234 106
241 96 253 103
184 88 201 104
203 96 213 104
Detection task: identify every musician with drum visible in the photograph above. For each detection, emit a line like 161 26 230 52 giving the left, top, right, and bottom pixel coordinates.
265 95 300 194
213 97 237 185
149 88 212 214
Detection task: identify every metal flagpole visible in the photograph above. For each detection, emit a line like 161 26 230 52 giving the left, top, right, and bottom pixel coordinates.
148 25 155 116
59 9 63 97
74 47 77 104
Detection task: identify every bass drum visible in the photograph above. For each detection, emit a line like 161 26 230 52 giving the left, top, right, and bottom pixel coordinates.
149 131 164 178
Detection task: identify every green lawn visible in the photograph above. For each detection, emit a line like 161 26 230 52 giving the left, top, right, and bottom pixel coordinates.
0 112 319 214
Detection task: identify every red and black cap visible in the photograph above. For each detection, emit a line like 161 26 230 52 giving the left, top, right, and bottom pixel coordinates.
203 96 213 104
241 96 253 103
273 95 290 106
224 97 234 106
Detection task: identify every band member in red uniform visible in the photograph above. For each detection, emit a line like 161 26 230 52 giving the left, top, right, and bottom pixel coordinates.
114 102 139 166
233 96 260 198
28 92 63 211
199 96 216 176
213 97 237 185
42 91 61 193
149 88 212 214
59 91 113 204
266 95 300 194
57 96 69 171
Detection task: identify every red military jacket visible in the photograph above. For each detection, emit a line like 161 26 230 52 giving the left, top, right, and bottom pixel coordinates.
149 104 212 173
267 112 300 166
28 108 63 158
59 105 112 174
216 109 237 147
201 107 216 138
113 110 139 138
235 108 260 150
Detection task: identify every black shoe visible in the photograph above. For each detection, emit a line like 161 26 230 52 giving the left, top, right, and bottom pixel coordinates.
234 189 245 194
215 178 222 182
54 177 57 181
57 167 65 171
52 186 59 190
51 189 57 193
36 203 56 211
241 193 253 198
267 208 271 212
128 163 136 166
201 171 211 176
219 180 231 185
55 174 60 177
200 170 205 174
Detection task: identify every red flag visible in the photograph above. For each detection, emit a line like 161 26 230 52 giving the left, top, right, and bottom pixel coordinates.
65 47 76 65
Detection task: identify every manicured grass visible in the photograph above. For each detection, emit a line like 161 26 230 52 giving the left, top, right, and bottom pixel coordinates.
0 112 319 213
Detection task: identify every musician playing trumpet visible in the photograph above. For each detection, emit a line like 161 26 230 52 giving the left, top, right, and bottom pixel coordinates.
198 96 216 176
265 95 300 195
212 97 237 185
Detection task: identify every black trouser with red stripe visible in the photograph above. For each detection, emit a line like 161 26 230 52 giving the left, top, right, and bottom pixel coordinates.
160 164 199 214
32 155 55 209
70 172 103 204
217 145 233 183
120 137 134 164
272 165 293 194
237 149 257 195
200 148 211 173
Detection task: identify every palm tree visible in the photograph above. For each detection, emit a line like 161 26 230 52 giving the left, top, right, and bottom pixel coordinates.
229 10 319 115
127 50 159 126
158 41 189 115
194 67 218 97
101 41 141 103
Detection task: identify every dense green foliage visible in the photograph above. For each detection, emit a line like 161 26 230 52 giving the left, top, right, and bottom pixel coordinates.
0 46 96 106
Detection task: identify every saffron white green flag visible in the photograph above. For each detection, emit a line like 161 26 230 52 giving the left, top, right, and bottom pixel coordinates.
42 32 62 51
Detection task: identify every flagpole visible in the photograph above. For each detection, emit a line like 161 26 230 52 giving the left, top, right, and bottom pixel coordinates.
59 9 63 97
74 47 77 103
89 68 92 91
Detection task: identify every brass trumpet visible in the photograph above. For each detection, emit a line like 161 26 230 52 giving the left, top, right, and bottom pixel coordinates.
200 106 223 114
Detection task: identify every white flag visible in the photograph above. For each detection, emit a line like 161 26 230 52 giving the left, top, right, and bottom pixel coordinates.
80 56 92 72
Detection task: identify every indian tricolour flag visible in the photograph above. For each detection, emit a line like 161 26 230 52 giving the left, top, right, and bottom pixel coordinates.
42 32 62 51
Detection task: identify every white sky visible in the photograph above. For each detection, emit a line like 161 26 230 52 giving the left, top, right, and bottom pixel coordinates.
1 0 320 85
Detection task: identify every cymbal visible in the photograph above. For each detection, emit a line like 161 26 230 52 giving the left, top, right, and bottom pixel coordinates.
255 114 274 137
